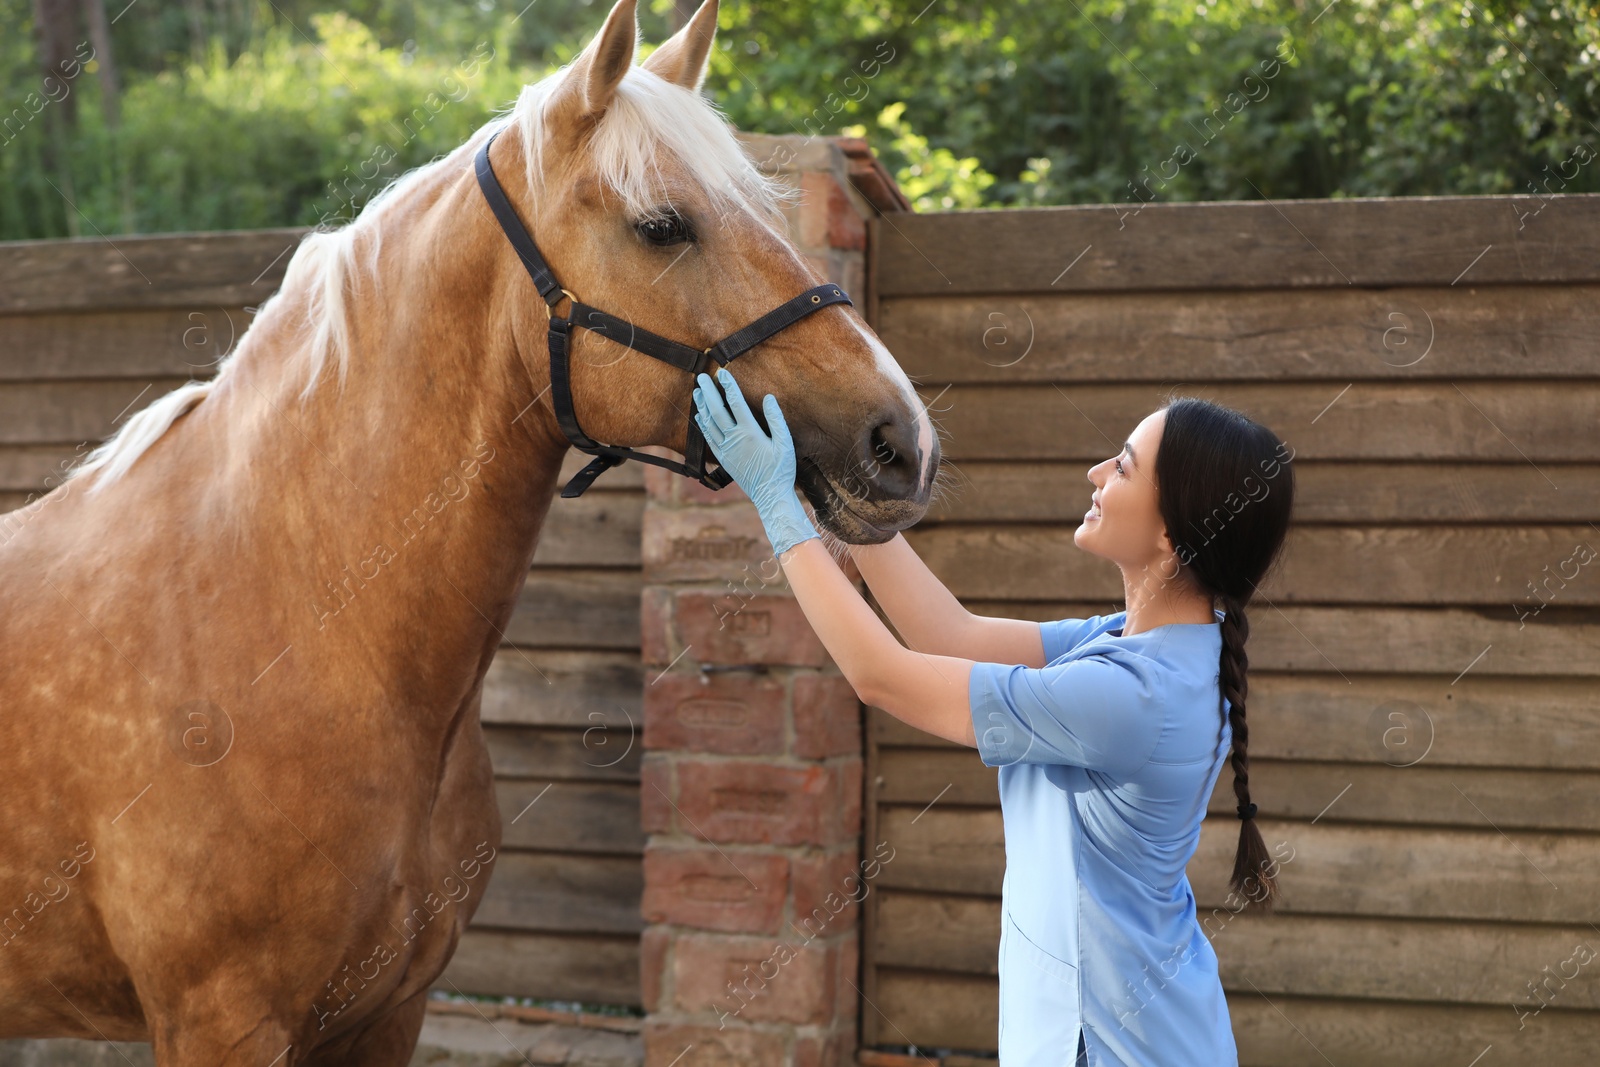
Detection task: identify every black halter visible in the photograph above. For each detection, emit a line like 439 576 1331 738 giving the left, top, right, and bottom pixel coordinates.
473 131 855 498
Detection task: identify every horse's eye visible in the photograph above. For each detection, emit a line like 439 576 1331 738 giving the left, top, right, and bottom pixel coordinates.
637 212 692 247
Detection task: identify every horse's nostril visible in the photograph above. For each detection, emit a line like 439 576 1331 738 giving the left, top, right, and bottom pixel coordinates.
869 425 898 469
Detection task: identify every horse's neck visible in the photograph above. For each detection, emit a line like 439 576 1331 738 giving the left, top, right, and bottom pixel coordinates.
188 169 567 703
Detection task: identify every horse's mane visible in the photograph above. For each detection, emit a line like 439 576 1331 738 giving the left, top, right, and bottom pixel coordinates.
68 56 794 493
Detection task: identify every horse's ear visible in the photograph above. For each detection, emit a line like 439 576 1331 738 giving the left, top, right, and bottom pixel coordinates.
557 0 639 122
642 0 719 92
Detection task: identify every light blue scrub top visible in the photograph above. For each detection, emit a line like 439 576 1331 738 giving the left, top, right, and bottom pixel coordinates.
967 609 1237 1067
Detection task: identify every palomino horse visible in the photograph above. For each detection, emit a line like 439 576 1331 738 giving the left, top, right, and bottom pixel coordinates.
0 0 938 1061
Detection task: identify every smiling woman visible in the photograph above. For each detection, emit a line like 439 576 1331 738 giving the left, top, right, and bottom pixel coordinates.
696 372 1296 1067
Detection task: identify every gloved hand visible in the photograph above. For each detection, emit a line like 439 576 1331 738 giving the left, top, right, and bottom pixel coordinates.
692 366 819 557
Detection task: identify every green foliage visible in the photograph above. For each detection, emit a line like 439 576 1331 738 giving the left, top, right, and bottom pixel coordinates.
0 0 1597 238
0 9 534 238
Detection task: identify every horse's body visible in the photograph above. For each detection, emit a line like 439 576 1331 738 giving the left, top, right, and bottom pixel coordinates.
0 2 937 1062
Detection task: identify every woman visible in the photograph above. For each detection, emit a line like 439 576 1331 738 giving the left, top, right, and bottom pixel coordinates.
691 366 1295 1066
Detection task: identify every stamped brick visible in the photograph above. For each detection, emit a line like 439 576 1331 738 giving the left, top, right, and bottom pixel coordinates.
792 674 862 759
790 849 865 940
644 846 789 934
645 670 786 755
643 506 777 583
642 1019 787 1067
671 759 860 847
672 591 829 668
673 931 843 1026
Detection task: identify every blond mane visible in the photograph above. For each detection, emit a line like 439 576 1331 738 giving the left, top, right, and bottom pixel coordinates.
68 56 794 493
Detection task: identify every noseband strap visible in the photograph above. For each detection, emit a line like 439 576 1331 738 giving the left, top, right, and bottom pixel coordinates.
474 130 854 499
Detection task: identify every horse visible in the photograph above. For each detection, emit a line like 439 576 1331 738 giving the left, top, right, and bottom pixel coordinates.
0 1 939 1061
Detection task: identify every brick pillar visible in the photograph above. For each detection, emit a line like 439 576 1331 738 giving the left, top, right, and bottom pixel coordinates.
639 135 907 1067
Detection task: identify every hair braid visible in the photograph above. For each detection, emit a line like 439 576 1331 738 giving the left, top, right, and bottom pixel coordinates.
1220 592 1275 909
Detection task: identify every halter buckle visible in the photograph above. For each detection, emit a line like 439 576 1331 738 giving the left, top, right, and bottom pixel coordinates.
542 288 579 321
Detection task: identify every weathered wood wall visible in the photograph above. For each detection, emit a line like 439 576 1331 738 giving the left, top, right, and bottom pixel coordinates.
861 195 1600 1063
0 229 646 1006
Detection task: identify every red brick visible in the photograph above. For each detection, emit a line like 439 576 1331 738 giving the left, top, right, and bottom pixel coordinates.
802 250 846 287
833 933 860 1022
641 586 674 667
792 674 862 759
672 759 860 847
644 846 789 934
641 925 671 1013
672 591 829 668
641 755 674 835
789 850 864 940
794 1026 856 1067
643 1020 787 1067
643 505 778 583
645 671 786 755
672 931 843 1026
797 171 836 251
826 178 868 253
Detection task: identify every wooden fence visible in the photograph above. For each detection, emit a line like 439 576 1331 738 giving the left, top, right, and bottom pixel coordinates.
860 194 1600 1064
0 229 647 1006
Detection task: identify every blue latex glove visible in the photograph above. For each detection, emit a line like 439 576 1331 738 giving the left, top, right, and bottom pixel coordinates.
692 367 819 557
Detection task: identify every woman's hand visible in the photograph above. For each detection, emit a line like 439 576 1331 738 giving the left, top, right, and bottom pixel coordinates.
693 367 819 557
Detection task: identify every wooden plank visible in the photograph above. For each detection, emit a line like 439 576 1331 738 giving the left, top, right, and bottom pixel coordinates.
0 377 192 444
0 229 307 313
872 891 997 976
1190 820 1600 923
874 750 1600 834
924 460 1600 525
1243 673 1600 769
482 649 640 728
495 780 642 855
0 308 246 380
868 974 1600 1064
473 851 642 934
924 382 1600 462
903 523 1600 607
1217 914 1600 1010
874 806 1003 897
484 725 641 782
871 967 996 1053
531 492 644 568
873 196 1600 296
1204 763 1600 834
1229 995 1600 1067
878 811 1600 924
439 929 640 1006
935 603 1600 678
881 284 1600 381
506 569 640 651
873 673 1600 768
874 894 1600 1009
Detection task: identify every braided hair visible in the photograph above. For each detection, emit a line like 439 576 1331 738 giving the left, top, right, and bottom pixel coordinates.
1152 397 1294 910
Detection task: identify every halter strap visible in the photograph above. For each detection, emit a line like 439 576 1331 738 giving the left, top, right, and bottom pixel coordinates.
474 129 854 498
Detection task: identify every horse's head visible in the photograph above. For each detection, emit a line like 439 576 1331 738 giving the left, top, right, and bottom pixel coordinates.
487 0 938 543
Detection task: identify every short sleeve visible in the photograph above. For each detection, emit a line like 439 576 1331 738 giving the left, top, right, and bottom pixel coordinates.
1038 616 1102 664
968 648 1162 774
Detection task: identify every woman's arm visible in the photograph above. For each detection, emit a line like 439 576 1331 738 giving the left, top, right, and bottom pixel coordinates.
849 533 1049 667
782 538 978 747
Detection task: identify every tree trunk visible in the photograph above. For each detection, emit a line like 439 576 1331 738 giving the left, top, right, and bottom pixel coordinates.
31 0 81 127
80 0 119 127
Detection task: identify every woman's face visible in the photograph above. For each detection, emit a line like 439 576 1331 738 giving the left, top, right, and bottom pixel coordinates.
1075 408 1179 579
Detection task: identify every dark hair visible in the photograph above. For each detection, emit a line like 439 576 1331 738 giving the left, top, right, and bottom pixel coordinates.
1153 396 1295 910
